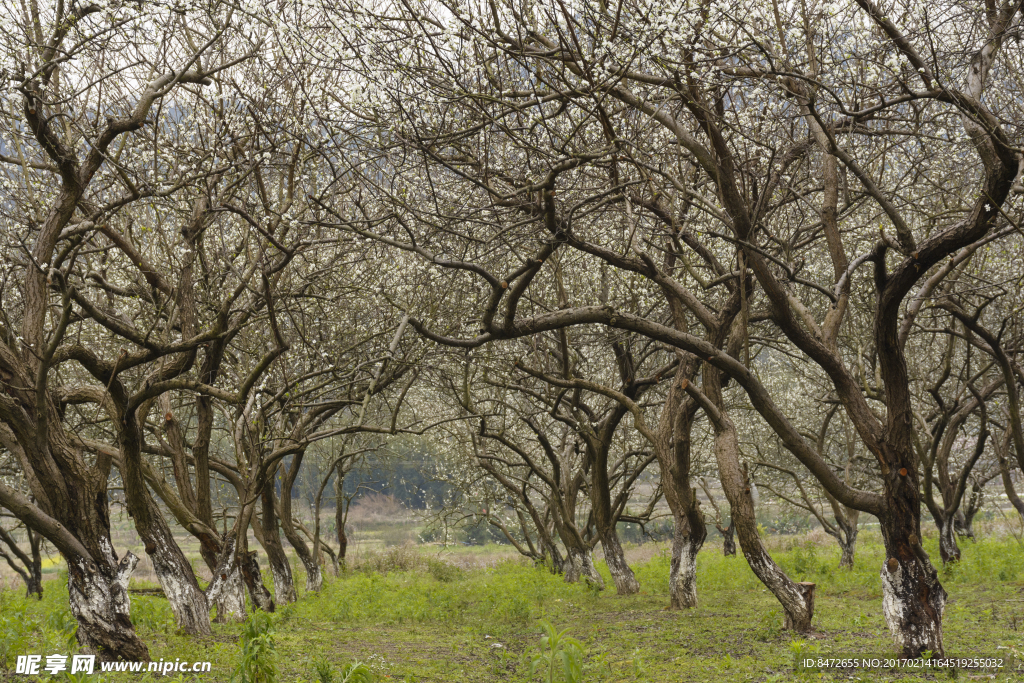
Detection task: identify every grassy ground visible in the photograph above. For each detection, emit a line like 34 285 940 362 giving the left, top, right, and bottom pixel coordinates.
1 531 1022 682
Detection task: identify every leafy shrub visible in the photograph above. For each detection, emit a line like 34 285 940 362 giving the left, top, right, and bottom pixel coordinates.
785 544 831 579
0 592 30 668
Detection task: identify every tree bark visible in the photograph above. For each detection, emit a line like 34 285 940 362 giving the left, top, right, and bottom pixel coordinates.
838 522 859 569
693 373 814 632
213 567 248 623
587 433 640 595
27 528 43 599
878 479 947 657
207 507 275 614
335 465 348 566
599 527 639 594
719 522 736 556
138 495 213 635
669 513 702 608
953 508 975 540
657 388 706 609
194 533 246 623
68 552 150 661
241 549 276 612
278 451 323 592
261 478 296 604
937 517 961 564
120 411 211 636
562 544 603 588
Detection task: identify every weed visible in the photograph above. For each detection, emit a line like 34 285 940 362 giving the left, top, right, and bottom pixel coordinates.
529 620 585 683
131 595 174 633
231 610 276 683
61 672 92 683
338 661 374 683
758 608 783 641
311 656 334 683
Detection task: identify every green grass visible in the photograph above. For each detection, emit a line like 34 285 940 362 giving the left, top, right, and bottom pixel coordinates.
1 533 1022 682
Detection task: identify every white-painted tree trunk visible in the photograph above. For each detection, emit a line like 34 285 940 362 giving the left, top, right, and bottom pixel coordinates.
268 555 296 605
937 520 960 564
212 567 247 623
209 565 245 626
562 547 604 589
601 532 639 595
669 525 699 608
67 551 150 661
881 557 946 657
300 554 323 593
143 505 211 635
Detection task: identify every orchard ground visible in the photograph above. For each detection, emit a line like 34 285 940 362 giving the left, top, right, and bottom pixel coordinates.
1 526 1022 682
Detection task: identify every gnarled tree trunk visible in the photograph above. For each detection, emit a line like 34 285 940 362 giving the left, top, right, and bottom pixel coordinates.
599 528 639 594
562 544 604 588
261 479 296 604
335 465 349 567
877 417 946 657
138 496 213 635
241 550 276 612
719 522 736 556
588 436 639 595
936 517 960 564
657 391 707 609
213 567 248 622
838 527 858 569
878 502 946 657
120 411 211 636
68 552 150 661
696 373 814 632
669 513 703 609
279 450 323 592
